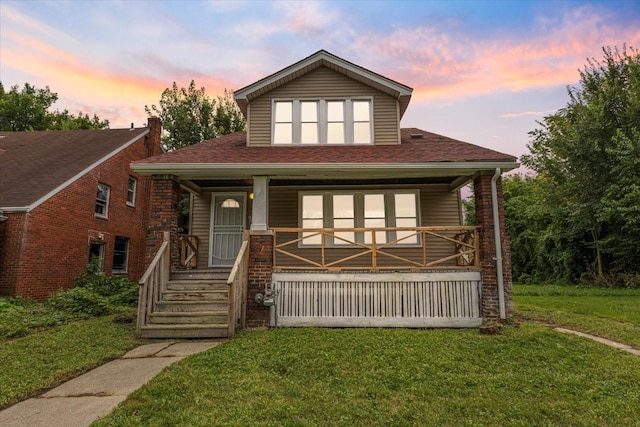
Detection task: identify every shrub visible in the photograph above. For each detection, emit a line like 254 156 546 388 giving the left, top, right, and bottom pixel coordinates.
74 258 139 306
46 287 111 317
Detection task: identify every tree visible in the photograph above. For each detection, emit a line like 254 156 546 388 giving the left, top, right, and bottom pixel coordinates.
0 82 109 131
145 81 245 150
521 46 640 282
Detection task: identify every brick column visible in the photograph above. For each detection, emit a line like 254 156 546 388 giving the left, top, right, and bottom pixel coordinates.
145 175 181 270
474 173 514 321
246 232 273 327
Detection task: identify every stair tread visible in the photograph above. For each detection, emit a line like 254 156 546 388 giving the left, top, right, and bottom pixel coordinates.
149 311 226 317
141 323 227 330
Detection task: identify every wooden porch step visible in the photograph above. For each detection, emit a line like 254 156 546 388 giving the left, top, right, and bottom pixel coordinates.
162 290 228 302
154 300 227 313
139 324 228 339
165 280 228 291
171 269 231 281
148 311 227 325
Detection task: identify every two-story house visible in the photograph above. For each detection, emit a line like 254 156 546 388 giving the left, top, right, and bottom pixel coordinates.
132 51 518 338
0 118 163 300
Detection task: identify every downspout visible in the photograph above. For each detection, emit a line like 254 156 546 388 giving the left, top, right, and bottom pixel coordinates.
491 168 506 319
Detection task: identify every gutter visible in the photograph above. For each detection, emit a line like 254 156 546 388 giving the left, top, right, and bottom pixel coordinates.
491 168 506 319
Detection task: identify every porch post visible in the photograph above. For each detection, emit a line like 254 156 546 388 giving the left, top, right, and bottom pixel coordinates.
474 172 513 322
145 174 181 271
250 176 269 231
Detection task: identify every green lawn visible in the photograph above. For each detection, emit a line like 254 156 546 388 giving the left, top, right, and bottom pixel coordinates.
94 325 640 427
514 284 640 347
0 314 141 409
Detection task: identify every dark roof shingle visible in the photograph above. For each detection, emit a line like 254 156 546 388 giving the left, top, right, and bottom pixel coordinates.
0 128 149 208
134 128 516 165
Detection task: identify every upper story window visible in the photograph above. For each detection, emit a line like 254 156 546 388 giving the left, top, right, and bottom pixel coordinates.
95 183 110 218
273 98 372 145
126 176 137 207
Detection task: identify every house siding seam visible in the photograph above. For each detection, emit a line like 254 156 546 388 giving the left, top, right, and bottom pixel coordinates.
473 173 514 321
0 126 162 301
246 234 273 327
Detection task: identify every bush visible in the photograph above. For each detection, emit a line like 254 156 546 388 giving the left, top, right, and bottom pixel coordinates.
46 287 111 317
74 258 139 306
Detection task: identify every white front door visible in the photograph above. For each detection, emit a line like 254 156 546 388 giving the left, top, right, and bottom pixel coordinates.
209 193 246 267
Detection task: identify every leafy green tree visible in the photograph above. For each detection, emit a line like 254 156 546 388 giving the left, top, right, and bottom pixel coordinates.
0 82 109 131
145 81 245 150
522 46 640 281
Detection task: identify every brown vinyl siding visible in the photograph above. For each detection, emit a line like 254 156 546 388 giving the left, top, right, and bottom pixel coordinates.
269 184 462 269
248 66 400 146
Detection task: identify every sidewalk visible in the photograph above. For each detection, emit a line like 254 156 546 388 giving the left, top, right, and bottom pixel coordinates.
0 341 221 427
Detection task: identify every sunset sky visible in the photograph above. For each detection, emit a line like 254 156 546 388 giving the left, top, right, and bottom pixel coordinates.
2 0 639 172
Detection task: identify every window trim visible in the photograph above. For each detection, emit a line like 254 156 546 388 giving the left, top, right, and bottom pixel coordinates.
272 97 373 145
126 176 137 207
95 183 110 219
112 236 129 274
298 190 421 247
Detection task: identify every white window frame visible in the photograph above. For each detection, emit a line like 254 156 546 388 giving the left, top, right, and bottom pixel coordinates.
272 98 373 145
126 176 137 207
95 183 110 218
298 190 420 247
112 236 129 274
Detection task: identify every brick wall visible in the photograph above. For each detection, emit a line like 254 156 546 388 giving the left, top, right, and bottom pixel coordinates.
246 233 273 327
0 119 162 300
474 173 514 321
144 175 181 270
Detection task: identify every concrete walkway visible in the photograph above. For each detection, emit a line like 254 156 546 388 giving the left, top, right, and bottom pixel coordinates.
0 341 221 427
555 328 640 356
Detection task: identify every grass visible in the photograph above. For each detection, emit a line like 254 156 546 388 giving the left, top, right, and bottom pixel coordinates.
514 284 640 348
94 325 640 427
0 312 141 409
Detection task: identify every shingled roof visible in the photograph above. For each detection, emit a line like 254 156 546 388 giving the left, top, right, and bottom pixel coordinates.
135 128 516 165
0 127 150 209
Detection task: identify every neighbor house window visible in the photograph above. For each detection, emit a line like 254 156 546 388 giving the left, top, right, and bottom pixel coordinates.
299 190 419 246
112 236 129 273
89 242 105 270
127 176 137 206
95 183 110 218
273 98 372 145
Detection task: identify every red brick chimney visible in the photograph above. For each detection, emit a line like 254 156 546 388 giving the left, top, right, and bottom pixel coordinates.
146 117 162 156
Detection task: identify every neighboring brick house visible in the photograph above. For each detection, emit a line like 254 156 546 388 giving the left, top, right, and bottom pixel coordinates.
0 118 163 300
131 51 518 338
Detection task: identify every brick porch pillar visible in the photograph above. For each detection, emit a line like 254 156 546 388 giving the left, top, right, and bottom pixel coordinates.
246 231 273 327
474 172 514 322
145 175 181 270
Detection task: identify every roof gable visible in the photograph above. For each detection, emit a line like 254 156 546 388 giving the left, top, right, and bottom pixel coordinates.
0 128 149 210
234 50 413 118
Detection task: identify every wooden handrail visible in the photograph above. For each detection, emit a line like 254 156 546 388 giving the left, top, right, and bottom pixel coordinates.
137 231 170 336
227 234 249 338
179 234 198 269
272 226 480 272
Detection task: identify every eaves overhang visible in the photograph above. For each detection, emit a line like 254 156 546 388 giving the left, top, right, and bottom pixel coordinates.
234 50 413 118
131 161 519 180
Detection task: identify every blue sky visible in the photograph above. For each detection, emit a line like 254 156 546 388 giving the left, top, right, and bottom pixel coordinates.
2 0 639 172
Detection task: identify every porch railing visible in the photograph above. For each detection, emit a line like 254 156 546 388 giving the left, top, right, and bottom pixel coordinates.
137 231 170 335
272 226 479 271
227 232 249 337
179 234 199 269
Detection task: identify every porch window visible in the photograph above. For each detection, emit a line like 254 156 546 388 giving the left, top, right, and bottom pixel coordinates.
300 190 419 246
112 236 129 274
95 183 110 218
273 98 372 145
127 176 137 207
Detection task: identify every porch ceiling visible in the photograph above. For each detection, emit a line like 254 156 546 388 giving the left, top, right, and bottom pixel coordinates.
132 161 519 181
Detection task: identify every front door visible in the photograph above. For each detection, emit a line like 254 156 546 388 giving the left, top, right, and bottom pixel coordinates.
209 193 246 267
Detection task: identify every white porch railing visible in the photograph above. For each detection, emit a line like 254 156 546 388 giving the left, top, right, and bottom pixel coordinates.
226 232 249 337
137 231 170 335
